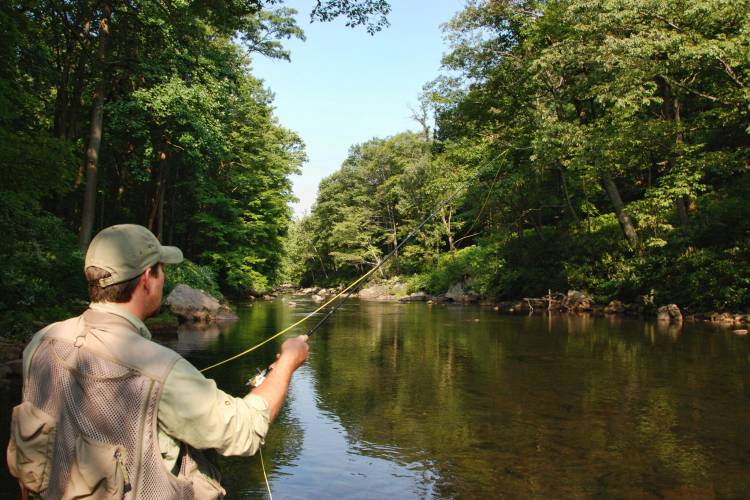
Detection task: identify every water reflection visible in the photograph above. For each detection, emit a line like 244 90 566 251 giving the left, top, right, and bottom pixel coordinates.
173 320 235 355
300 303 750 498
1 300 749 498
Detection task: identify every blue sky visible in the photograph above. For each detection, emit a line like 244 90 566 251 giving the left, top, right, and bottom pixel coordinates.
251 0 465 217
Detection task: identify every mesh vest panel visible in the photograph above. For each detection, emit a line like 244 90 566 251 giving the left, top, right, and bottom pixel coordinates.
23 319 194 499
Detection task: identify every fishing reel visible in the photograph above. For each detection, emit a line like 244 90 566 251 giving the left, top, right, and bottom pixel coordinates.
246 366 271 388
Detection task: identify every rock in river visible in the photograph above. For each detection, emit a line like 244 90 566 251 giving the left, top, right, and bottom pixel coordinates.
400 292 431 302
166 284 238 323
358 284 390 300
657 304 683 323
445 283 479 304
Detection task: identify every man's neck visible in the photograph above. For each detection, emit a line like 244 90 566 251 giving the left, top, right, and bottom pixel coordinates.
116 299 149 321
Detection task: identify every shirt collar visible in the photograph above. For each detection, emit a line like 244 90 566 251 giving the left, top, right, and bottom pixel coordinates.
89 302 152 340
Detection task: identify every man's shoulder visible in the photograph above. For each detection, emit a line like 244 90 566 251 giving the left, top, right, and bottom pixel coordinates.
22 316 81 378
96 327 184 383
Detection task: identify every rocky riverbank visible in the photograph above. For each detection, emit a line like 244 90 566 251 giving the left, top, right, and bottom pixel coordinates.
284 282 749 330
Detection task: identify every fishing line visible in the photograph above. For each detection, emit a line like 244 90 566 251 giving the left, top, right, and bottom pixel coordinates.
199 150 505 373
453 149 508 246
198 150 503 498
259 446 273 500
199 185 463 373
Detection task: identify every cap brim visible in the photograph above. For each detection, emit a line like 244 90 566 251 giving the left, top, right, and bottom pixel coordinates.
160 245 184 265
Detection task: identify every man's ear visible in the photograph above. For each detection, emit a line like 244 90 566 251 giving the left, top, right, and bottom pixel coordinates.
139 268 153 292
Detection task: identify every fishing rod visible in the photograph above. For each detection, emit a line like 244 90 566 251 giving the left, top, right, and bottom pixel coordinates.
197 152 505 500
199 150 505 379
303 187 465 338
243 184 466 387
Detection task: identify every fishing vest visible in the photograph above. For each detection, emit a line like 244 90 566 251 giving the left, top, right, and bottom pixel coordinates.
7 309 225 499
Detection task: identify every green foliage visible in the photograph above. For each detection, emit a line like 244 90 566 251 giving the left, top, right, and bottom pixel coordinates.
1 0 378 331
0 194 84 339
310 0 391 34
284 0 750 316
164 259 223 300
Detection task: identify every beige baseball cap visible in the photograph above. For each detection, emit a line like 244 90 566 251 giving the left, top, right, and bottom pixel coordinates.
85 224 183 287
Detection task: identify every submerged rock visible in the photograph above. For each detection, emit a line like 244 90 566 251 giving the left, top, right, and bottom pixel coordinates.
657 304 683 323
166 284 238 323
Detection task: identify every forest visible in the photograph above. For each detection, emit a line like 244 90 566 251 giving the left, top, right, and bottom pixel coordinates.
0 0 389 337
2 0 749 339
286 0 750 316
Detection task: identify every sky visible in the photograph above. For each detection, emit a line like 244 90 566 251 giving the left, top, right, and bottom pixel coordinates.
251 0 465 217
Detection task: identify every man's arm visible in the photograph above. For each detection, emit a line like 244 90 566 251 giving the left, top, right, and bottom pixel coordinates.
158 334 309 457
250 334 309 422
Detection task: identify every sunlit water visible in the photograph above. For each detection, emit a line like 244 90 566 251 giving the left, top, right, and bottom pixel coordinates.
2 298 750 498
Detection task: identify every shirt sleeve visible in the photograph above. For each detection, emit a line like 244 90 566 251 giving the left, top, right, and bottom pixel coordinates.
158 359 270 456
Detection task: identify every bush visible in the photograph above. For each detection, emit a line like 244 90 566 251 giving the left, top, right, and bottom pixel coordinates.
406 244 505 296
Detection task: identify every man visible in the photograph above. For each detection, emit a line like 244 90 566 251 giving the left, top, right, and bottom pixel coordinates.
7 224 308 498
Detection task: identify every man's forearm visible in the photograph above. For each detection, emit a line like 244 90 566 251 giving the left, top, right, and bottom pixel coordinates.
249 334 308 423
249 357 296 422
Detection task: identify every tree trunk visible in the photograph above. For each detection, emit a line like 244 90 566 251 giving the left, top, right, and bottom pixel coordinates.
66 44 91 142
441 209 456 257
78 6 111 251
672 96 691 227
601 174 639 247
156 178 166 240
147 151 168 238
658 77 691 227
167 165 178 245
54 56 72 139
559 167 580 225
114 159 126 218
386 203 399 272
314 245 329 279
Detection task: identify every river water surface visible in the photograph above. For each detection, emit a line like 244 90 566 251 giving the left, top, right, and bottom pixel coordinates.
2 298 750 498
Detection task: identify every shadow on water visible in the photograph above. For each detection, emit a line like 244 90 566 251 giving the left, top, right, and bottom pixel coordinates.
2 299 750 498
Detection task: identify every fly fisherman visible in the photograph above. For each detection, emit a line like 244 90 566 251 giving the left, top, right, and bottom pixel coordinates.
7 224 309 498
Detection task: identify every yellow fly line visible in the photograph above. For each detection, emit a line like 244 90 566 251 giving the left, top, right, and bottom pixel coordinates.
259 446 273 500
199 152 506 374
196 153 504 498
199 260 381 373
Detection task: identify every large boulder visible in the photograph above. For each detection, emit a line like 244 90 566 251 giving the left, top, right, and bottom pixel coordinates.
657 304 683 323
445 283 464 301
166 284 238 323
391 283 408 297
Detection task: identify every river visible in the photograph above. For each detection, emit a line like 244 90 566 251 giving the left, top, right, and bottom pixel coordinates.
2 298 750 498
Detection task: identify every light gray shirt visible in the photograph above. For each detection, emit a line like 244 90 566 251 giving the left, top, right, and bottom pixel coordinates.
23 302 270 471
